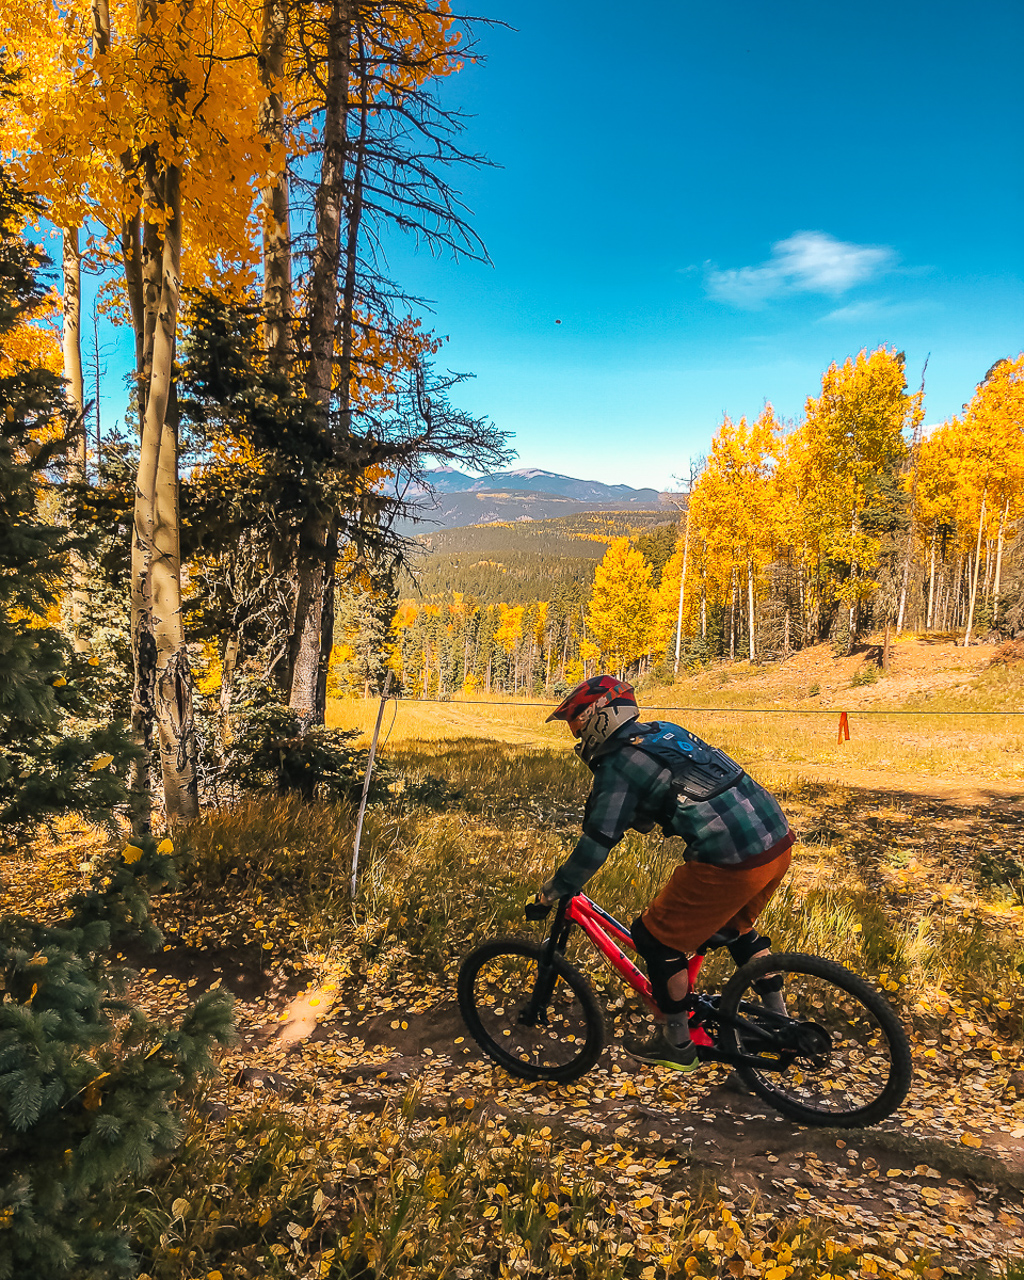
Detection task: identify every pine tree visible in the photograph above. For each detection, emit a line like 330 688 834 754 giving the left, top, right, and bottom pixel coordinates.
0 165 131 840
0 162 233 1278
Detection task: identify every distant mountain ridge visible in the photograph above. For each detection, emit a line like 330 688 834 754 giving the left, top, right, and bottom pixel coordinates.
413 466 661 505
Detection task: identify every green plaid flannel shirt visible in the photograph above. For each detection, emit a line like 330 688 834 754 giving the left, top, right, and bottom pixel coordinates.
547 725 790 898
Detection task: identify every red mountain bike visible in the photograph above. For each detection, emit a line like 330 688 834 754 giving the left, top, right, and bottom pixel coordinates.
458 893 913 1128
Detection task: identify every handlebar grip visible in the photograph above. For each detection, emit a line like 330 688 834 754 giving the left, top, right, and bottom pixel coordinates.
524 897 553 921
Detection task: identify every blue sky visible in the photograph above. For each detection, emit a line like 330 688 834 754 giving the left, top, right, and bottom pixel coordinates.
83 0 1023 491
380 0 1024 488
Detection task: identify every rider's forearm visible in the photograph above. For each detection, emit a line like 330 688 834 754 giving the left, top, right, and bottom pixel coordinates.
546 833 615 897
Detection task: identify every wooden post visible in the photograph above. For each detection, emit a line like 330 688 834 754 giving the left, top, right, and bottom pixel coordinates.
350 669 393 898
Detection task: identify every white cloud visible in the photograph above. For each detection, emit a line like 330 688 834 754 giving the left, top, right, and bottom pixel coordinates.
819 297 917 324
706 231 896 309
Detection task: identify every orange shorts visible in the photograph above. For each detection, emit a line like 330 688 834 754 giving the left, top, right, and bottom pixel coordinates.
641 846 792 955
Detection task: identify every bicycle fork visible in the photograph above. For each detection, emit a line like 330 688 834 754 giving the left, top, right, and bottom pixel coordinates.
518 898 573 1028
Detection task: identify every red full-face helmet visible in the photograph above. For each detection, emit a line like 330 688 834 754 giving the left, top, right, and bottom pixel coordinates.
547 675 639 761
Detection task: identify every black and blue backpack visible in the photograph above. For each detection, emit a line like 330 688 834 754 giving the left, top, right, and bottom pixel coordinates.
626 722 745 802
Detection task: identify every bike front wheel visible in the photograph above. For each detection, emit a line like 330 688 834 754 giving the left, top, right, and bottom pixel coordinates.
457 937 605 1083
719 952 913 1128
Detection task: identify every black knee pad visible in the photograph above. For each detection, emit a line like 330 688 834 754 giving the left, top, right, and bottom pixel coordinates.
727 929 771 969
630 916 690 1014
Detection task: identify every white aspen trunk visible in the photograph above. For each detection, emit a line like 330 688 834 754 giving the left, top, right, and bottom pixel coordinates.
63 226 90 653
746 555 755 662
896 558 909 634
62 227 85 432
152 378 198 822
728 566 736 660
949 557 964 630
926 531 936 630
798 564 806 646
130 159 197 826
963 489 988 646
673 510 690 675
992 499 1009 628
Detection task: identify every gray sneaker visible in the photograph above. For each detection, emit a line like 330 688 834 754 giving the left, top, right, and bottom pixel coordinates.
624 1029 701 1073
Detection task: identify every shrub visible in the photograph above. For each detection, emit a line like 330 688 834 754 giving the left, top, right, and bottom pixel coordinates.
224 703 390 802
0 836 234 1279
990 640 1024 666
850 664 879 687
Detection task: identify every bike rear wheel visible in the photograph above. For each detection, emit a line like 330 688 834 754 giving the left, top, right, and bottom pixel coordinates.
719 952 913 1128
457 937 605 1083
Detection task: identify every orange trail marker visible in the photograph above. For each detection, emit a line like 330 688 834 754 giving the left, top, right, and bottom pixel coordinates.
837 711 850 744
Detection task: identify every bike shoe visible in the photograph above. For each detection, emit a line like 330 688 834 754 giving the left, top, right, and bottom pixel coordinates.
624 1029 701 1073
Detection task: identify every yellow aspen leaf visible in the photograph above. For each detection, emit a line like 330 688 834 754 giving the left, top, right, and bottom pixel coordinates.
157 838 174 855
122 844 143 864
960 1133 982 1148
89 754 114 771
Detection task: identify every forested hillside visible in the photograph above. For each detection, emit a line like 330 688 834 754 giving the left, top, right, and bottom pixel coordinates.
338 347 1024 698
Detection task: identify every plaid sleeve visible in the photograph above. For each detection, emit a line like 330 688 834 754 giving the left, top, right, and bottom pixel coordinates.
546 749 671 897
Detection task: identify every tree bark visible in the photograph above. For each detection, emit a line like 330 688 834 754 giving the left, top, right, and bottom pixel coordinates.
152 380 199 821
288 0 350 725
130 157 197 826
673 509 690 675
992 499 1009 629
728 565 736 660
260 0 292 372
963 488 987 646
926 530 936 630
63 226 91 652
219 631 240 753
746 555 755 662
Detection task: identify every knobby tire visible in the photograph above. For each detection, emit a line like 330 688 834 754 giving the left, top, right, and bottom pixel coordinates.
457 937 605 1083
719 952 913 1128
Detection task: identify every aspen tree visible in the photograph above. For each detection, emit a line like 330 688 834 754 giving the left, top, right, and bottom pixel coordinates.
799 347 916 649
587 537 655 678
3 0 271 823
959 356 1024 644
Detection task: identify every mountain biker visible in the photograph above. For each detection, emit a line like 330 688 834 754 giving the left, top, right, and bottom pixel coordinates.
539 675 793 1074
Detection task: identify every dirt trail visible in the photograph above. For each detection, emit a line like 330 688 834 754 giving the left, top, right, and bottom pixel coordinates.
228 986 1024 1268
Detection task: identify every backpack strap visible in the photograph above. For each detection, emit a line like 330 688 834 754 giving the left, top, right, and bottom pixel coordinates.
626 722 745 802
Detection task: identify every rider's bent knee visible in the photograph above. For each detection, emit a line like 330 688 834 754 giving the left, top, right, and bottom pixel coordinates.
631 916 690 1014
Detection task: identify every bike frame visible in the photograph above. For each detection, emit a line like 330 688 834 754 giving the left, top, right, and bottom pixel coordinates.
553 893 717 1049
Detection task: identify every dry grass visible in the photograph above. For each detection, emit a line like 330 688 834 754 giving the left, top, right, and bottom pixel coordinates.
11 645 1023 1280
328 645 1024 786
